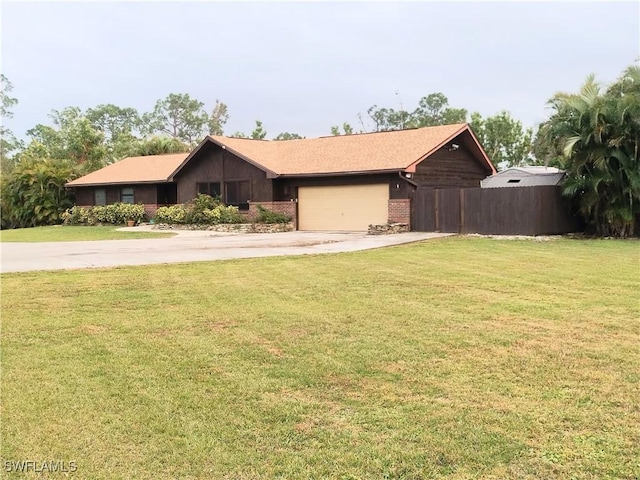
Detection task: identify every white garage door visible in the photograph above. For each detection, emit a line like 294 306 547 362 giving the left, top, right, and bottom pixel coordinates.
298 184 389 231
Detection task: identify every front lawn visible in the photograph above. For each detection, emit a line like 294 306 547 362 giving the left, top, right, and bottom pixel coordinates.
1 237 638 479
0 225 175 242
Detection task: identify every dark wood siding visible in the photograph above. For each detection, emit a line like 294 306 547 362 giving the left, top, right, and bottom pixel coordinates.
413 146 490 188
275 173 414 202
174 143 272 204
72 185 158 205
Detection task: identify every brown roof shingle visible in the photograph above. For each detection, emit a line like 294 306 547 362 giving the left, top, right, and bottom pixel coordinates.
66 124 494 187
209 123 475 176
66 153 189 187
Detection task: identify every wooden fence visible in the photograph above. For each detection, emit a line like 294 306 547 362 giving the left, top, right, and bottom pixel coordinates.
410 186 577 235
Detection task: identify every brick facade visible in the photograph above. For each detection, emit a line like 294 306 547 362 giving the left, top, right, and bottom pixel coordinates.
388 199 411 227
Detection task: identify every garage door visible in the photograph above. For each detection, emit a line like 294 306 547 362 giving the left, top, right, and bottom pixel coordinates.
298 184 389 231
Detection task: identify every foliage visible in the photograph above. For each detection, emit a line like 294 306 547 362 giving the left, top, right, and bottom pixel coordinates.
85 104 140 145
126 136 191 157
142 93 209 146
251 120 267 140
1 158 77 229
1 74 21 172
534 64 640 237
22 107 108 173
208 100 229 136
64 203 146 226
254 204 291 223
154 194 243 225
360 92 468 132
60 206 95 226
154 205 188 224
94 203 146 224
274 132 304 141
470 111 534 168
330 122 356 136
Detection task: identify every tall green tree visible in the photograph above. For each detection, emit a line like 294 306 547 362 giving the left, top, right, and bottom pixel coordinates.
470 111 533 168
274 132 304 141
535 65 640 237
330 123 355 136
208 100 229 136
86 104 140 161
23 107 107 173
142 93 209 146
1 74 21 172
339 92 468 133
250 120 267 140
410 93 467 127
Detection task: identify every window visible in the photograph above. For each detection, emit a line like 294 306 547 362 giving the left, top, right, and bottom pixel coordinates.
196 182 221 198
225 181 250 210
507 179 521 184
121 187 134 204
94 188 106 206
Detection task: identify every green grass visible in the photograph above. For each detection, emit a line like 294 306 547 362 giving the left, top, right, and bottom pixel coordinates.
0 225 175 242
1 237 638 479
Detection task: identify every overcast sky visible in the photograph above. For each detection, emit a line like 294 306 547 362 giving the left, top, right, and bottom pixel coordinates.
1 1 638 141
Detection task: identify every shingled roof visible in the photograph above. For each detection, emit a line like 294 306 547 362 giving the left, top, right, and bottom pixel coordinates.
66 124 494 187
205 123 493 177
66 153 189 187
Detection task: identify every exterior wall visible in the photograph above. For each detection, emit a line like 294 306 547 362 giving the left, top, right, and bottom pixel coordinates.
388 199 411 226
72 184 158 206
74 188 94 206
174 142 272 204
413 146 490 188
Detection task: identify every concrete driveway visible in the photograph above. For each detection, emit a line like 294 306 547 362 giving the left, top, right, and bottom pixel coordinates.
1 228 452 273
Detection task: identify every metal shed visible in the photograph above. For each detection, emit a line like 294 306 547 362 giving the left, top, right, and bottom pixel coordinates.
481 166 565 188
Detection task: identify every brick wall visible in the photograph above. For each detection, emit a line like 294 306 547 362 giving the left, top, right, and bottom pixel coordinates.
248 201 297 226
388 199 411 227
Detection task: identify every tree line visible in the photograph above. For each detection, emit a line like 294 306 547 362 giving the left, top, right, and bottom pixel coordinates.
1 64 638 236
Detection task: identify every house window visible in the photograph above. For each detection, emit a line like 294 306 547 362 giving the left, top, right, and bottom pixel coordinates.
196 182 221 198
121 187 134 204
225 180 250 210
94 188 106 206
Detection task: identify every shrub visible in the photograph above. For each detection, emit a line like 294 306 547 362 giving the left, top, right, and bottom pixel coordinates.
255 205 291 224
92 203 145 225
185 194 224 224
154 205 187 224
118 203 146 224
61 206 91 226
153 202 242 225
213 205 243 224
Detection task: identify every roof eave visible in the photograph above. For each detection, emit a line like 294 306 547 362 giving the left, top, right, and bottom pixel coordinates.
277 168 405 178
65 179 171 188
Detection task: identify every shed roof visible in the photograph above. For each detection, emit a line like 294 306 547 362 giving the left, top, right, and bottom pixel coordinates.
481 166 566 188
66 153 189 187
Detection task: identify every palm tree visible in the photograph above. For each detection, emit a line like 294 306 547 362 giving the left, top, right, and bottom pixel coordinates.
537 65 640 237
